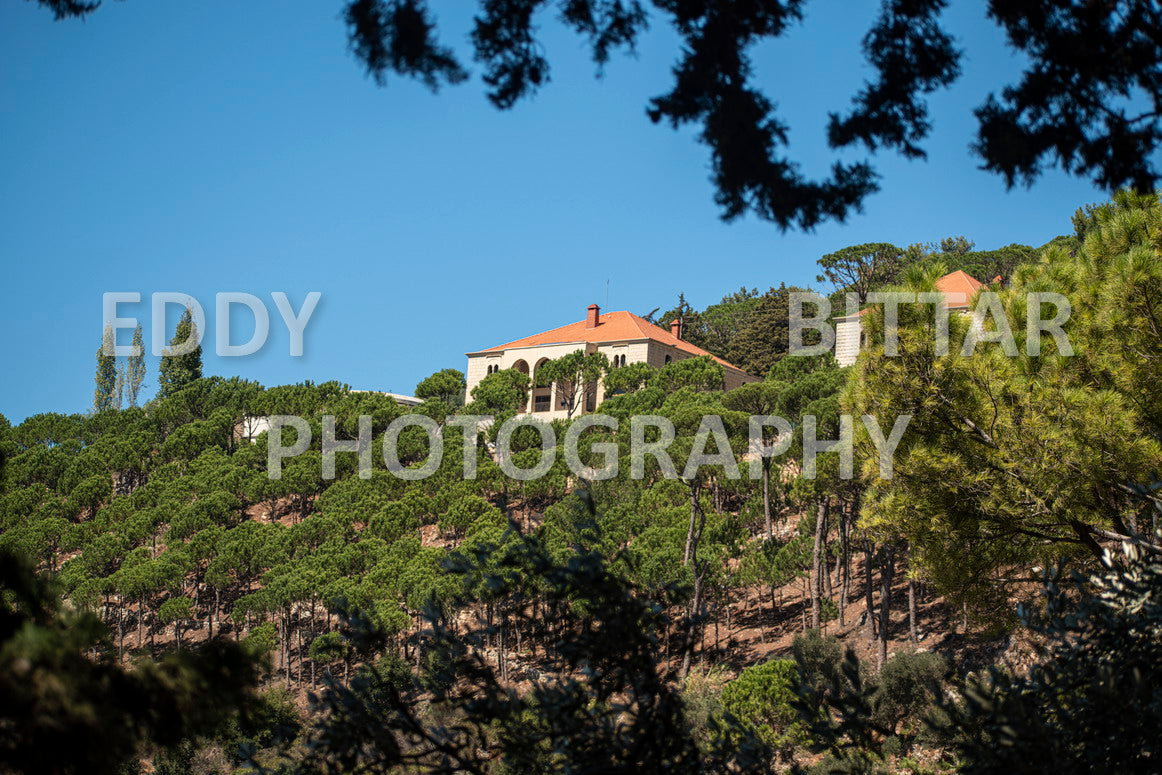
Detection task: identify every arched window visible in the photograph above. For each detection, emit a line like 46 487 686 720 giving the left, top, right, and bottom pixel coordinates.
531 358 552 412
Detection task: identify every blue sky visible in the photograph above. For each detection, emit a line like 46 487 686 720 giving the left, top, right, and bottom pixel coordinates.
0 1 1109 423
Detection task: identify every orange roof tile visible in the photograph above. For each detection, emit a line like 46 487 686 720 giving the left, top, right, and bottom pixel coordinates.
471 310 752 374
833 269 985 320
934 270 985 308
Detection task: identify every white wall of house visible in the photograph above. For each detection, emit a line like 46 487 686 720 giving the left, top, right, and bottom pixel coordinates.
835 305 987 366
466 341 604 421
466 337 755 418
835 316 863 367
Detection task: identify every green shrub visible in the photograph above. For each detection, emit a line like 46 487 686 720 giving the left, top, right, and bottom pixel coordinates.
308 631 348 668
681 668 729 752
791 629 847 696
242 622 278 661
872 651 946 735
721 659 804 751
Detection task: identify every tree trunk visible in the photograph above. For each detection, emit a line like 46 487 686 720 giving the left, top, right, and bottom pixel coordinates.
801 577 809 632
284 610 292 686
838 504 850 626
296 625 303 687
761 459 773 540
908 578 918 642
864 545 876 643
683 483 700 566
810 500 828 629
877 544 897 670
680 562 706 679
499 613 508 683
680 482 708 679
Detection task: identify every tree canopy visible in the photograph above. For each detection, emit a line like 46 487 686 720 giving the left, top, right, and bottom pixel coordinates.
846 191 1162 610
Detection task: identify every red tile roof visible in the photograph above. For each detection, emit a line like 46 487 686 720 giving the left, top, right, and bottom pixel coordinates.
836 270 986 319
471 310 751 374
934 269 986 308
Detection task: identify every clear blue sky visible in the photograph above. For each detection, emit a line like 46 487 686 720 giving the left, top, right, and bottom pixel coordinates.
0 1 1109 423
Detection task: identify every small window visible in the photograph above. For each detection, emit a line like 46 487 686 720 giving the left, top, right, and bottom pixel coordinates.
664 355 672 365
534 394 551 412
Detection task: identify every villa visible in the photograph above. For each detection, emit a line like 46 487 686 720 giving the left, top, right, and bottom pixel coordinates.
465 304 758 419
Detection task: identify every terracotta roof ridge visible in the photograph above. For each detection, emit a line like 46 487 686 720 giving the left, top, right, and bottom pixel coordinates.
939 269 984 285
483 320 583 351
625 311 659 338
471 308 755 377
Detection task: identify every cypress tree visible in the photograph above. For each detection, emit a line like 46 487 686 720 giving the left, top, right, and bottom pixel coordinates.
93 325 118 412
158 308 202 398
729 284 801 378
126 324 147 407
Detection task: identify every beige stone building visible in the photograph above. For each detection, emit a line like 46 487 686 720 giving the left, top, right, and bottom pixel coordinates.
834 270 987 366
465 304 758 419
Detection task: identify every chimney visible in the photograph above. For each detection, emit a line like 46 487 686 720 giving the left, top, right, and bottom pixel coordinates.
586 304 601 328
670 318 683 340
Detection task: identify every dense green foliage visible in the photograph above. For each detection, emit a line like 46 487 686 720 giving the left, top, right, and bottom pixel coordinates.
158 308 203 398
293 528 770 774
848 191 1162 613
944 542 1162 774
414 368 466 407
720 658 803 751
93 325 118 412
0 548 263 775
4 194 1162 771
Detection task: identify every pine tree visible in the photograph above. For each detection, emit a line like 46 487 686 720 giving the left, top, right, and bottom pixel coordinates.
93 325 118 412
729 284 805 377
158 308 202 398
126 324 146 407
